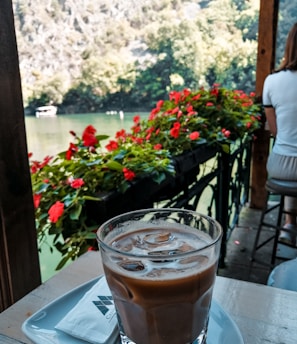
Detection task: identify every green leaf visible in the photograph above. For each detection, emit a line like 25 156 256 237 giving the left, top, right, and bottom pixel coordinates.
70 204 82 220
83 195 102 201
84 232 97 239
221 144 230 154
106 160 123 170
96 134 110 141
55 256 71 270
152 172 167 184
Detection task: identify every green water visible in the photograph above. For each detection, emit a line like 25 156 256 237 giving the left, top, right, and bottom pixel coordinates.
25 112 140 281
25 112 140 160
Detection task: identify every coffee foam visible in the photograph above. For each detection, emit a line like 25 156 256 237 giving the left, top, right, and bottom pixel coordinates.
105 225 217 280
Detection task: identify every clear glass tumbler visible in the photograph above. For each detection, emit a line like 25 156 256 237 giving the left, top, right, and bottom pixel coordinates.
97 208 222 344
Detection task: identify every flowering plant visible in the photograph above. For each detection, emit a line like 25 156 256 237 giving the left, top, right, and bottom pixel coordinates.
30 125 174 269
30 85 261 270
130 85 261 155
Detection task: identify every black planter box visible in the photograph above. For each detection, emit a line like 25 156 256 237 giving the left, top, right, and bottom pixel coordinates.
87 144 218 224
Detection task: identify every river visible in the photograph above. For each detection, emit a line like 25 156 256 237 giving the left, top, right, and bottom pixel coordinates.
25 112 141 160
24 112 145 281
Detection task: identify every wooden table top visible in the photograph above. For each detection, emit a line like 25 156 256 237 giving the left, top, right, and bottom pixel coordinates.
0 251 296 344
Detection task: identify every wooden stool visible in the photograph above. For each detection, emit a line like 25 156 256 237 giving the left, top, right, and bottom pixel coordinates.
251 178 297 267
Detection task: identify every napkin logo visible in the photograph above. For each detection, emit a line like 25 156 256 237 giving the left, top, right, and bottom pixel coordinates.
93 295 114 316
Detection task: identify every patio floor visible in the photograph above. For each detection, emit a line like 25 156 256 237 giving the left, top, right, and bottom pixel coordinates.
217 202 297 285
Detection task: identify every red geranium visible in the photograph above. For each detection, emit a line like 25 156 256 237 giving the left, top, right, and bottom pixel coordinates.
33 194 42 208
70 178 85 189
189 131 200 140
82 125 98 147
105 140 119 151
123 167 135 181
66 142 78 160
48 201 64 223
170 122 181 139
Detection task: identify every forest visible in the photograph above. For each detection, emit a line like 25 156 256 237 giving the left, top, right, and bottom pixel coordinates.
12 0 297 114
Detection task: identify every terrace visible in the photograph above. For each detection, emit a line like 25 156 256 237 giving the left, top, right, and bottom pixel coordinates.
0 0 286 313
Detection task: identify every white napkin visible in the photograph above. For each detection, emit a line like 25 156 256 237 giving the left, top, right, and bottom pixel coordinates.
55 276 119 344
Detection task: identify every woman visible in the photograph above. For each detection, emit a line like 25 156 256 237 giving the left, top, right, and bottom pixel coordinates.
263 22 297 245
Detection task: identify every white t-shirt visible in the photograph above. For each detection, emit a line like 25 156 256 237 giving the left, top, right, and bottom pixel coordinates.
263 70 297 156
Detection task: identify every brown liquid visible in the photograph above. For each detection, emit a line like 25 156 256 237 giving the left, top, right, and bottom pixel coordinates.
102 228 217 344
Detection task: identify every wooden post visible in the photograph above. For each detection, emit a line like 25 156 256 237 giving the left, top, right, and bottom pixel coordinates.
250 0 279 209
0 1 41 311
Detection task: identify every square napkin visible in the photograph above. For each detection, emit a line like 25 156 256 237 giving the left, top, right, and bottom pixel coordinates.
55 276 119 344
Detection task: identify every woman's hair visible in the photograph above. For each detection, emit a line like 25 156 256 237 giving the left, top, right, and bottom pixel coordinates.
277 23 297 71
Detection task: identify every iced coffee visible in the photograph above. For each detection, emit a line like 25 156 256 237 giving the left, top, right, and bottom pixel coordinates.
97 209 222 344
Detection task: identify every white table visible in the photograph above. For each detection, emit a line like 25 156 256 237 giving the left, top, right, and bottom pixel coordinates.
0 251 296 344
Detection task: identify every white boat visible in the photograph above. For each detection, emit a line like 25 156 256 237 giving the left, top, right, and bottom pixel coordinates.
35 105 57 118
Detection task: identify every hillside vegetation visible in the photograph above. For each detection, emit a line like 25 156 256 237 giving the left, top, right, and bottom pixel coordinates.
12 0 272 113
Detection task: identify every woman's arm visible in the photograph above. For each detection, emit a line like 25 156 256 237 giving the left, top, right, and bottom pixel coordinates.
265 107 277 137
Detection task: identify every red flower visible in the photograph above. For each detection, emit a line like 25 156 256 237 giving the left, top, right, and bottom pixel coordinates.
132 124 141 134
82 125 98 147
206 102 214 107
222 128 231 138
30 162 40 174
40 156 53 169
33 194 42 208
148 110 158 120
182 88 191 98
48 201 64 223
132 137 144 145
115 129 126 139
66 143 78 160
170 122 181 139
192 94 201 101
210 87 219 97
154 144 162 150
70 178 85 189
169 90 181 104
189 131 200 140
156 100 164 109
133 115 141 123
123 167 135 181
105 140 119 151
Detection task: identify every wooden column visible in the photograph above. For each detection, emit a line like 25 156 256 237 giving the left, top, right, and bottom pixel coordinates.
250 0 279 209
0 1 41 311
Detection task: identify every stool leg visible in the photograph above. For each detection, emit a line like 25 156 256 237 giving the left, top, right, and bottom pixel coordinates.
251 191 270 261
271 195 284 265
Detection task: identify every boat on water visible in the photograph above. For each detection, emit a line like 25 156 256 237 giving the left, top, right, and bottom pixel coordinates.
35 105 57 118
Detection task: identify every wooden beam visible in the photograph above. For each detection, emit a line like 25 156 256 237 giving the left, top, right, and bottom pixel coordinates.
250 0 279 209
0 1 41 311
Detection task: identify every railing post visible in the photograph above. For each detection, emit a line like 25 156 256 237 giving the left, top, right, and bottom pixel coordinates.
216 147 231 268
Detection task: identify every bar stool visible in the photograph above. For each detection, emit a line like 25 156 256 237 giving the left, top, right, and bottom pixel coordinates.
251 178 297 267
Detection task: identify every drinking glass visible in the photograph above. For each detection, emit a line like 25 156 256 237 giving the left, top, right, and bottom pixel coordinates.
97 208 222 344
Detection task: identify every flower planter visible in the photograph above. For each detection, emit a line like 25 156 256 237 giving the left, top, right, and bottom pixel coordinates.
87 144 218 220
153 144 217 201
86 175 172 225
173 143 217 175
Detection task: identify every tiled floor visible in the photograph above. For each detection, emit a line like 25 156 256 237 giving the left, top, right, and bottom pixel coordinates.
217 204 297 285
